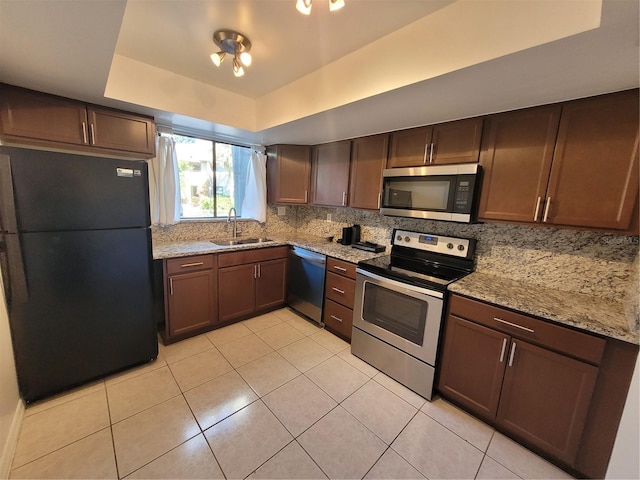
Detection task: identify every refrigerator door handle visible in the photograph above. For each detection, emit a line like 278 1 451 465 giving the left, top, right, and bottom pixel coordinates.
4 234 28 306
0 155 18 233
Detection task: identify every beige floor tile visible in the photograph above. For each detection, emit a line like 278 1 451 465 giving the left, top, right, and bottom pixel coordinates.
391 411 484 479
237 351 301 397
184 370 258 430
421 397 494 451
112 395 200 477
364 448 425 479
373 372 427 409
160 334 214 364
306 356 369 402
256 322 306 350
24 380 106 417
105 356 168 387
342 380 417 444
277 338 333 372
10 428 116 479
12 390 110 469
205 322 252 346
263 375 337 437
125 434 224 479
486 433 573 479
310 329 350 353
283 314 323 336
217 334 274 368
271 307 302 322
169 348 233 392
107 366 180 423
338 349 380 377
298 406 387 480
248 441 328 479
476 455 522 479
243 312 283 332
204 400 293 480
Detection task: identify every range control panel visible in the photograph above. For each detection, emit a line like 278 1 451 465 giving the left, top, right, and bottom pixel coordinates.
392 229 472 258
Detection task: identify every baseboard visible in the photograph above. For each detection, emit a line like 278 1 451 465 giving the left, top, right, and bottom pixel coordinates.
0 400 24 479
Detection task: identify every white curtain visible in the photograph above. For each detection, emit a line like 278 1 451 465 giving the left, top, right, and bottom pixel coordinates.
148 135 181 226
241 151 267 223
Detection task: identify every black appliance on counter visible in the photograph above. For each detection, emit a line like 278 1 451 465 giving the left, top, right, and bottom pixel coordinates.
0 146 158 402
338 224 360 245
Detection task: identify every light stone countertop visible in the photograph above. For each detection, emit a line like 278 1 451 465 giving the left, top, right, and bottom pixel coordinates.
449 272 639 345
152 235 387 264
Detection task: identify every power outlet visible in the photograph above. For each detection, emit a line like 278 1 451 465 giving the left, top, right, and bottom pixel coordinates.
326 213 332 222
277 206 286 216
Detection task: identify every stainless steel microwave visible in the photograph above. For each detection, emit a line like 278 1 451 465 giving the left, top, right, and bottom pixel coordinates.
380 164 481 223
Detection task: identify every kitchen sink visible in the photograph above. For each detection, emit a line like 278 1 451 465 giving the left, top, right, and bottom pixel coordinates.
211 237 273 246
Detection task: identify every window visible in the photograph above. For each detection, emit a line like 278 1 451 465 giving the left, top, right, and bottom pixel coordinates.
165 133 253 219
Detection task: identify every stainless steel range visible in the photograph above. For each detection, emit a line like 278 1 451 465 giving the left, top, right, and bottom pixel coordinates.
351 228 475 400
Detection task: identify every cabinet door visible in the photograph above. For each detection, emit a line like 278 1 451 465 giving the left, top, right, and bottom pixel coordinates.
349 134 389 210
266 145 311 204
0 85 88 146
310 140 351 206
218 264 256 322
387 126 432 168
167 270 216 337
478 106 561 223
255 258 287 311
438 315 509 420
496 340 598 464
545 90 639 230
431 118 483 165
88 107 156 155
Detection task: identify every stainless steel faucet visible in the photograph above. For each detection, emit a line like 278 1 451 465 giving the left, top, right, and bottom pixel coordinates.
227 207 238 239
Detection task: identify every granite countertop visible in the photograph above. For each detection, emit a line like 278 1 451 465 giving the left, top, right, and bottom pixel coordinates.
449 272 639 345
152 235 387 264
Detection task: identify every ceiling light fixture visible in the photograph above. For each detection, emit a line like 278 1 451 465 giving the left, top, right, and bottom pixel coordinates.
296 0 345 15
210 29 252 77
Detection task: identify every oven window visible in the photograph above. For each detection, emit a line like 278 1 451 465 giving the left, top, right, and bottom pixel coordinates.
383 177 452 211
362 281 427 345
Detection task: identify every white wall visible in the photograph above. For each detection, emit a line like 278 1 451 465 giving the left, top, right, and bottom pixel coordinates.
0 275 23 478
606 354 640 479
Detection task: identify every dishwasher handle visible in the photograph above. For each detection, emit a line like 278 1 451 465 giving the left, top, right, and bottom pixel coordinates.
290 247 326 267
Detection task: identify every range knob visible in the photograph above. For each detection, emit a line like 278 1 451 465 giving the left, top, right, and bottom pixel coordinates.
396 235 402 241
447 243 454 249
457 244 465 251
404 236 411 242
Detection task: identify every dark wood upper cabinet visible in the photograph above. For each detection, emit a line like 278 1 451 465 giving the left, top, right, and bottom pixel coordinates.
349 134 388 210
545 90 639 230
0 84 156 158
310 140 351 207
478 105 561 223
266 144 311 204
388 118 483 168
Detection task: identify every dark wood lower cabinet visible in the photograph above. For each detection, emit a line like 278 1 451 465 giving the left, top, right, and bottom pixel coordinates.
255 258 287 310
218 264 256 323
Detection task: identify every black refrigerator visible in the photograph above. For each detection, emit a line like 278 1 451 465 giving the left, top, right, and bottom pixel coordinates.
0 146 158 403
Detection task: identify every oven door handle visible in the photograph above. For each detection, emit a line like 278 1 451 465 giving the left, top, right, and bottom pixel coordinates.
356 268 444 299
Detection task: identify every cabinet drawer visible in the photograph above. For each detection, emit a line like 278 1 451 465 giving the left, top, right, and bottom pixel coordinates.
166 254 216 275
323 299 353 340
327 257 356 279
449 295 606 365
218 246 289 267
325 272 355 309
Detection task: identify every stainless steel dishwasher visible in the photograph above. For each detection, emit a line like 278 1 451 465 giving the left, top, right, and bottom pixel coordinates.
287 246 326 325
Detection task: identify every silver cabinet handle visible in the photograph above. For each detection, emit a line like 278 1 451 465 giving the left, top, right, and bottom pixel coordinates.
90 123 96 145
81 122 88 144
330 315 343 323
542 197 551 222
169 277 173 295
253 265 257 278
494 317 534 333
508 342 516 367
257 263 261 278
423 143 429 164
533 196 542 222
304 190 308 203
333 265 347 272
332 287 345 295
377 193 382 209
342 191 346 206
429 143 435 164
181 262 204 268
499 338 507 363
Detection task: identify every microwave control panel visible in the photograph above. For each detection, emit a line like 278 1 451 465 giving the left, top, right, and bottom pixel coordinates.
452 174 478 213
392 230 473 259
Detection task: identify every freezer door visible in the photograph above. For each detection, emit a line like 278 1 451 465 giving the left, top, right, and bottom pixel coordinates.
9 228 157 402
0 147 150 232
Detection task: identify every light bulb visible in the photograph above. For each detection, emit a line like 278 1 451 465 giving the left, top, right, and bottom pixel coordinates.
239 51 252 67
210 51 225 67
233 57 245 77
329 0 345 11
296 0 312 15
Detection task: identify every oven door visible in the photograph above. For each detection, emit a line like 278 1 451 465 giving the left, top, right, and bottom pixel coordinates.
353 269 444 365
